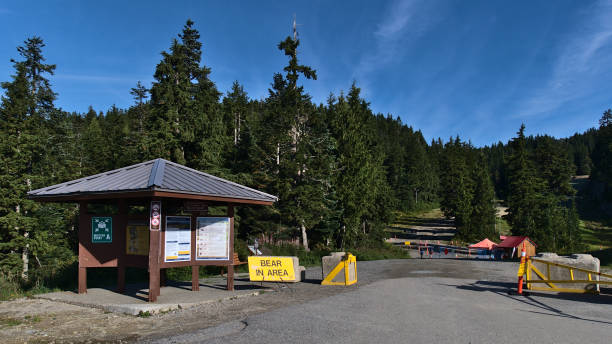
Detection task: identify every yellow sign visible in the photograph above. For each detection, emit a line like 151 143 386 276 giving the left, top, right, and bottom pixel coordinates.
404 241 410 246
126 225 149 255
517 262 526 277
248 256 295 282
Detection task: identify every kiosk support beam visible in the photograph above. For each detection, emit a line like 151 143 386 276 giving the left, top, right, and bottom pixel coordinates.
148 199 161 302
227 205 235 291
192 266 200 291
116 199 127 293
78 201 88 294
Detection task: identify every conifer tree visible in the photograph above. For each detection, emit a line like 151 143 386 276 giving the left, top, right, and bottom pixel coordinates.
329 85 391 247
592 109 612 195
468 153 496 241
505 125 543 239
0 37 56 280
147 20 224 171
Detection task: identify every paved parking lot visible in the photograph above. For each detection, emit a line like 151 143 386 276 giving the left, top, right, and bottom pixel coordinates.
2 257 610 343
148 257 612 344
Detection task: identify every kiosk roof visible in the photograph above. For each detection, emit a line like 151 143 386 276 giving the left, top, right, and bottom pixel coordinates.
28 159 278 205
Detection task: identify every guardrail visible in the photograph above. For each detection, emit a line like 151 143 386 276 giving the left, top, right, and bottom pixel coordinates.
525 258 612 294
394 241 493 258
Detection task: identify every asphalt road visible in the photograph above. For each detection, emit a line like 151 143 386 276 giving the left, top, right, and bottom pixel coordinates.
148 257 612 344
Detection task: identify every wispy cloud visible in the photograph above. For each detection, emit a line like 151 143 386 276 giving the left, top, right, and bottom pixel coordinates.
353 0 439 90
0 8 11 15
514 0 612 118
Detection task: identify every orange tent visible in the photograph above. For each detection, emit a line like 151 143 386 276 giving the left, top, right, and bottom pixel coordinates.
469 238 497 250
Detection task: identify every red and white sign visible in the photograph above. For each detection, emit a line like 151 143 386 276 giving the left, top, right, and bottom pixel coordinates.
150 201 161 231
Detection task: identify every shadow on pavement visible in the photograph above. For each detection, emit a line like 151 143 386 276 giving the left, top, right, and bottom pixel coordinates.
444 280 612 325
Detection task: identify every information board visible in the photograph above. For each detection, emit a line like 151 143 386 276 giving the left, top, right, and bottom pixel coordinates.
164 216 191 262
248 256 295 282
196 217 230 261
126 224 149 255
91 217 112 243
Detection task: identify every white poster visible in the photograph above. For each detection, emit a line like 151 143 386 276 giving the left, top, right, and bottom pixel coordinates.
165 216 191 262
196 217 230 260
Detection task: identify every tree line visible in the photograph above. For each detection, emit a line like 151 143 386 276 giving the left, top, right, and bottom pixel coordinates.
1 20 611 282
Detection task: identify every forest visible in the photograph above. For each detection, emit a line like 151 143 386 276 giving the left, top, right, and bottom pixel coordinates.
2 20 612 288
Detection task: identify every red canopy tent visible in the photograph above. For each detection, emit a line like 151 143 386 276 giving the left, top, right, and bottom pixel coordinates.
496 236 536 257
469 238 497 250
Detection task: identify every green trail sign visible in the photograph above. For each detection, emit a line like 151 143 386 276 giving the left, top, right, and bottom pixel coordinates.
92 217 112 243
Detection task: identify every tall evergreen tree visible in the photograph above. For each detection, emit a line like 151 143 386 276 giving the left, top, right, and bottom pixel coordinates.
329 85 392 248
147 20 224 172
0 37 56 280
592 109 612 196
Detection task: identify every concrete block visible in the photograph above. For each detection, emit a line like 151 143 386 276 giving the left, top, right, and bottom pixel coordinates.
532 252 600 292
322 252 356 284
322 252 345 279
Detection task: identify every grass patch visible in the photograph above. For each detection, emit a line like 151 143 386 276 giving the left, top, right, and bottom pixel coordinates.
24 315 41 323
390 209 445 229
265 242 410 266
349 244 410 261
137 311 152 318
494 216 511 237
581 220 612 269
0 317 23 327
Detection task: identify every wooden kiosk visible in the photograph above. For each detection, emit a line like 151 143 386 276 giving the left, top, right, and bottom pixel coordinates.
28 159 277 302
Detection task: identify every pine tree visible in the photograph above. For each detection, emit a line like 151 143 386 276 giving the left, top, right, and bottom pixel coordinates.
0 37 56 280
468 153 496 241
329 85 391 248
440 137 474 235
592 109 612 195
505 125 543 239
147 20 224 171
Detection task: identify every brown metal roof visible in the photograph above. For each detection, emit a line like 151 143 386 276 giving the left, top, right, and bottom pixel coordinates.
28 159 278 204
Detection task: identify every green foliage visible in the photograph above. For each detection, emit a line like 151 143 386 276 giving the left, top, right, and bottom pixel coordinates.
439 138 496 242
505 124 582 252
591 109 612 198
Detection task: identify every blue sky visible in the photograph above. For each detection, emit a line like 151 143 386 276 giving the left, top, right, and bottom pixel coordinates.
1 0 611 147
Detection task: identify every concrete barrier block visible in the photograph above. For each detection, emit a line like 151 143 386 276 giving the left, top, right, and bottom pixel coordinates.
322 252 345 279
322 252 356 285
533 252 600 292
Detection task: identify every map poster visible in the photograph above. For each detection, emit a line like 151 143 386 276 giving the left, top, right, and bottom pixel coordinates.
196 217 230 261
126 224 149 255
164 216 191 262
91 217 112 243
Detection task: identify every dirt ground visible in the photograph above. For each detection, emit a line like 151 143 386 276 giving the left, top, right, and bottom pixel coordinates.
0 268 368 344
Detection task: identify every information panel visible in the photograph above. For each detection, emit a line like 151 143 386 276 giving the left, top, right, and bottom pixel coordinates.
196 217 230 261
126 224 149 255
91 217 112 243
164 216 191 262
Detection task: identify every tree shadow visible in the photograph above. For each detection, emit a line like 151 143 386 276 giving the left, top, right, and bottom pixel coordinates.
444 280 612 325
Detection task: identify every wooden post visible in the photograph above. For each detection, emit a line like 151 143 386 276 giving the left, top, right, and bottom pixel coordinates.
227 204 235 291
192 266 200 291
117 199 127 293
78 267 87 294
117 266 126 293
148 199 161 302
160 269 167 287
191 212 198 291
78 201 88 294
